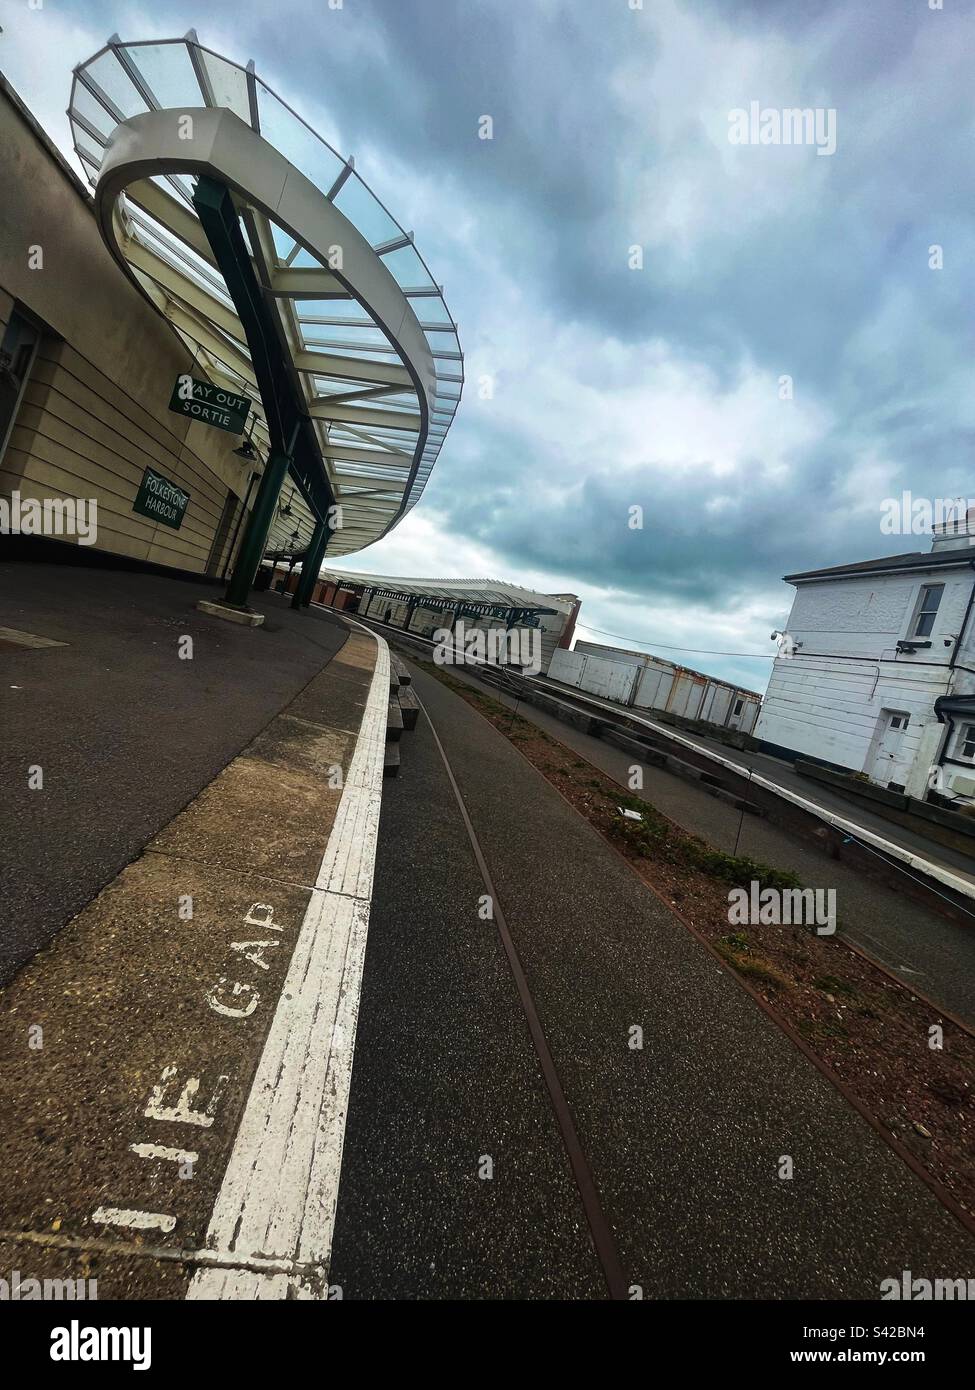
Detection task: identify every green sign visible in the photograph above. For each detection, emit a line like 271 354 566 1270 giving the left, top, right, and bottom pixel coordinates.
168 375 251 434
133 467 190 530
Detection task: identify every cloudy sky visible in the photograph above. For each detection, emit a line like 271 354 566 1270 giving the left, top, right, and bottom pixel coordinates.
2 0 972 691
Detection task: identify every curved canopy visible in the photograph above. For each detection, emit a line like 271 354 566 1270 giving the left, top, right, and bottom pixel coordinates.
320 570 568 615
68 32 463 558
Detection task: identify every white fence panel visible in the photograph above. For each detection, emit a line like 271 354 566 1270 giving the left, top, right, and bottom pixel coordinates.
578 655 638 704
634 665 673 711
548 648 586 687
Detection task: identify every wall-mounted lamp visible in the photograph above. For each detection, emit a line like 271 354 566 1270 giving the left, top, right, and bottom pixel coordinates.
232 408 260 459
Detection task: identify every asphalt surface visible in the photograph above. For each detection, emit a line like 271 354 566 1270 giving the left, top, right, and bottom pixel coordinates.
330 661 975 1299
0 626 378 1299
0 562 347 983
329 687 604 1299
445 663 975 1028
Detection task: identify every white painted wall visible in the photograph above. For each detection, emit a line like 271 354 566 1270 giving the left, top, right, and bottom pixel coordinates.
550 645 762 737
574 641 645 667
578 654 639 703
667 674 704 719
548 648 585 687
701 684 732 727
634 663 675 712
549 648 637 702
755 561 975 797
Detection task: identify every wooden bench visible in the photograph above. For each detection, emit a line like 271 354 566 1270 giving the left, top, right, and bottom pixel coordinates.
397 685 420 731
390 651 412 686
386 700 404 742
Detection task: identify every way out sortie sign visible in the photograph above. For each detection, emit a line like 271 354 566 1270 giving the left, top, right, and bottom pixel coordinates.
168 375 251 434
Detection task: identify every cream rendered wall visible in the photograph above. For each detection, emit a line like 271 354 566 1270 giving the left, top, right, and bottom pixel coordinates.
0 82 254 574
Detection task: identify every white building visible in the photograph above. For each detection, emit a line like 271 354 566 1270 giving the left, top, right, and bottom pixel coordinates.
548 641 762 735
755 518 975 804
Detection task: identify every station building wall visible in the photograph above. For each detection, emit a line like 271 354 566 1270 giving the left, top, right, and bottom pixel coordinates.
0 77 255 577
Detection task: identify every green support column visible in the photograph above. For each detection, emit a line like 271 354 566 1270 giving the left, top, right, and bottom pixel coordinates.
292 519 331 609
192 176 335 614
224 448 291 608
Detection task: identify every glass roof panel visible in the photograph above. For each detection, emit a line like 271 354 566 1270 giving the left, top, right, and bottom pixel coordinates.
304 325 392 349
380 243 435 291
70 83 115 141
318 344 400 364
425 330 462 352
198 48 251 124
332 175 401 248
120 42 201 110
298 301 370 324
269 224 293 262
416 296 453 326
256 83 348 192
82 49 149 119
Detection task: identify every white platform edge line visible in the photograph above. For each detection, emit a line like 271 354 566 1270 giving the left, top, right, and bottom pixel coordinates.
187 620 389 1300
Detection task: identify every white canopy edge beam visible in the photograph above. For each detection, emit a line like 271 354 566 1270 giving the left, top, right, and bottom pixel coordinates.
337 424 411 457
314 384 408 406
293 350 412 388
374 231 413 256
325 443 414 467
337 483 408 498
267 267 348 299
308 401 421 431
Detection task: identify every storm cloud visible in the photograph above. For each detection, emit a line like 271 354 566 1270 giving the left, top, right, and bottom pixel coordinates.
6 0 973 688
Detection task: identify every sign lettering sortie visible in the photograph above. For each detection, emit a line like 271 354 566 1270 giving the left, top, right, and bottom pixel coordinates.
133 467 190 530
168 375 252 435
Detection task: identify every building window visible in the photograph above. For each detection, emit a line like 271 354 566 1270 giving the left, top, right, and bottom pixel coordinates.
733 697 744 717
888 712 910 732
910 583 944 638
0 309 42 463
959 724 975 762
